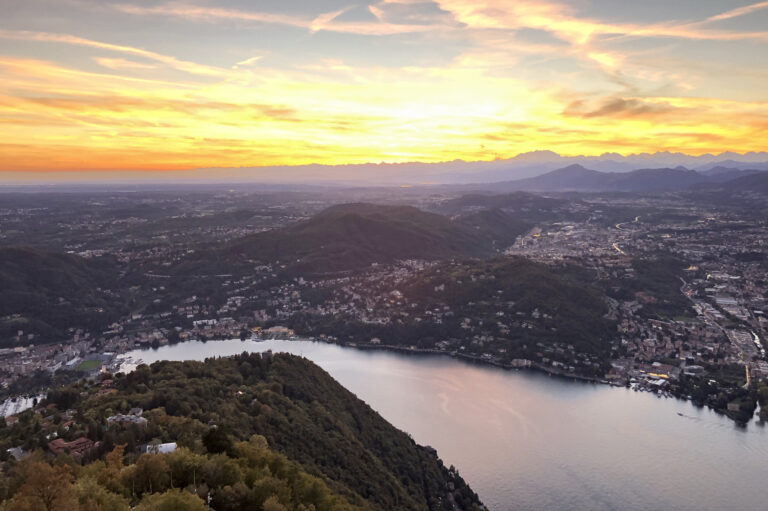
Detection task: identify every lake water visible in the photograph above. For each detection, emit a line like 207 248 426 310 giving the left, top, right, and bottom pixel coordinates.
119 338 768 511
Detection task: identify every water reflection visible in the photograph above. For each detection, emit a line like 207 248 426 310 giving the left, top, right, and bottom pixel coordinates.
120 338 768 511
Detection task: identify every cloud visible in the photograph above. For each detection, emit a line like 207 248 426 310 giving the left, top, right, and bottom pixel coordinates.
94 57 157 70
114 2 448 36
563 97 682 119
706 1 768 22
233 56 263 69
369 1 461 27
0 29 227 77
2 1 768 172
0 56 199 90
9 94 298 120
433 0 768 43
114 3 312 29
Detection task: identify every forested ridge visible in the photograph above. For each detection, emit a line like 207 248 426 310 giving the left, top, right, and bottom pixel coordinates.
0 247 124 346
0 353 484 511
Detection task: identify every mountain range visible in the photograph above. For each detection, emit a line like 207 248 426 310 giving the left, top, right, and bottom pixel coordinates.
697 171 768 195
4 151 768 186
476 164 768 193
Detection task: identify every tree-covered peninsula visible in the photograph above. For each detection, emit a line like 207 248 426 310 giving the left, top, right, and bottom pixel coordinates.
0 353 484 511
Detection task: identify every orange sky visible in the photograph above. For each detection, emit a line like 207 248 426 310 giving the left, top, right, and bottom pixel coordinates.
2 0 768 175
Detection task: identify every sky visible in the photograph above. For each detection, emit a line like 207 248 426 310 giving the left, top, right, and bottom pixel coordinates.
2 0 768 176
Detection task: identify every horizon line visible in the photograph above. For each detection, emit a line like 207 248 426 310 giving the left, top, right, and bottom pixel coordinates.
3 149 768 177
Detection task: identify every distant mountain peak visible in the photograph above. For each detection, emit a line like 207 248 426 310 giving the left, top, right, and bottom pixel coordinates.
509 150 563 162
559 163 592 171
546 164 603 177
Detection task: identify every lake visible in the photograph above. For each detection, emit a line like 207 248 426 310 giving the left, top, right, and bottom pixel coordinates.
119 338 768 511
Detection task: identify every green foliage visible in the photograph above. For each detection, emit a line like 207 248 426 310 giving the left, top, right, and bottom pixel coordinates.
0 355 484 511
75 476 130 511
135 489 207 511
0 247 125 346
203 426 234 455
455 208 531 247
221 203 495 274
609 254 693 319
296 257 615 358
47 388 80 410
3 461 78 511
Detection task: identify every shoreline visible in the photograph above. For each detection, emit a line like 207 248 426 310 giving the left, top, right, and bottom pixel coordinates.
115 336 608 386
5 335 759 427
348 341 609 384
310 338 761 426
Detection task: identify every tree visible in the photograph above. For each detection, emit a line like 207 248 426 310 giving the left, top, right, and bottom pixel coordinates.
263 496 288 511
136 489 207 511
165 447 205 489
210 482 249 511
7 462 78 511
98 444 127 494
250 478 291 509
127 454 170 496
203 426 233 454
75 476 130 511
202 454 242 489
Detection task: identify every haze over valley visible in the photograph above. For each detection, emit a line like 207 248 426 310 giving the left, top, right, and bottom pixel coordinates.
3 0 768 510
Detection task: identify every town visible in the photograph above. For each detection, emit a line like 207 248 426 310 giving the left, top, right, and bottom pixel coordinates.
1 186 767 426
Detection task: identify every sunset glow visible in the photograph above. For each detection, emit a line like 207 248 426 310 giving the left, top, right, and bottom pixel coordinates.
2 0 768 174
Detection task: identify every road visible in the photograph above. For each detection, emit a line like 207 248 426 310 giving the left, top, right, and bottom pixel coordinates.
615 216 641 231
679 277 751 387
612 216 640 253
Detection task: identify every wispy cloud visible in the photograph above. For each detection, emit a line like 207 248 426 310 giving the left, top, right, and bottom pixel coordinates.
433 0 768 45
563 97 683 119
114 3 313 30
706 1 768 22
233 56 263 69
114 2 446 36
0 29 228 77
94 57 157 70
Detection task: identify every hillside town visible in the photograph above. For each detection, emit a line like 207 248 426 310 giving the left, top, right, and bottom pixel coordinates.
2 190 766 425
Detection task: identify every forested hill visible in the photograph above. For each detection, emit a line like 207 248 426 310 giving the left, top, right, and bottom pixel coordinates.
219 203 499 273
0 247 125 346
0 353 484 511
